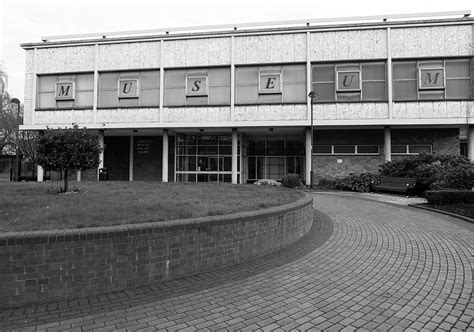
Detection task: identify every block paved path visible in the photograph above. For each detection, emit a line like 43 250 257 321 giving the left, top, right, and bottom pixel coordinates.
1 193 473 331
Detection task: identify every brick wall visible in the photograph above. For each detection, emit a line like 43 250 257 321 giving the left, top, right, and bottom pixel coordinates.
313 128 459 179
0 195 313 309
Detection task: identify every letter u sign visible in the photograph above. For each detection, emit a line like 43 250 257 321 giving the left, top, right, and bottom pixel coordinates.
336 71 361 92
118 79 139 98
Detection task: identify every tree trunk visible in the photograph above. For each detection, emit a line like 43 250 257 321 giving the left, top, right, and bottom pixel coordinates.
64 169 68 192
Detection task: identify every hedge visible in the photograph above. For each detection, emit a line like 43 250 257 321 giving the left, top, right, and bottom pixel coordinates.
425 190 474 205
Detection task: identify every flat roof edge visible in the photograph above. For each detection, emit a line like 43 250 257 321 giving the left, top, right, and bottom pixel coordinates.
21 11 473 49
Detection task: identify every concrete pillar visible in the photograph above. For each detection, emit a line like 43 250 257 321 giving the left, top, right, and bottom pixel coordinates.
37 165 44 182
305 128 312 186
468 125 474 162
97 130 104 181
162 129 169 182
232 128 238 184
129 135 134 181
77 170 81 182
384 126 392 163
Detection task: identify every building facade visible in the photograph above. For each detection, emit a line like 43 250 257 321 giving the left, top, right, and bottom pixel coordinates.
20 12 474 184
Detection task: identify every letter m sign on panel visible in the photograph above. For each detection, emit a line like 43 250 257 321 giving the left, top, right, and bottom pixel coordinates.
55 81 75 100
419 68 445 90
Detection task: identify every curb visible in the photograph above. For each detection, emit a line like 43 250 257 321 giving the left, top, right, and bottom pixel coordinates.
408 203 474 223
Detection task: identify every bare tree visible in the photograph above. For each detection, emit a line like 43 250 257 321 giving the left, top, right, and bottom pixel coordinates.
0 92 21 155
19 130 38 176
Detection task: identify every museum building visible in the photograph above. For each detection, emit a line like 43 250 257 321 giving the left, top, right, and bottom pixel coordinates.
20 11 474 185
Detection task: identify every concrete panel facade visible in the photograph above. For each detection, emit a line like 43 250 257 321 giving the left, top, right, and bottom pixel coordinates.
234 105 307 121
235 34 306 64
36 46 95 73
163 106 231 122
310 29 387 61
98 42 161 70
391 24 473 58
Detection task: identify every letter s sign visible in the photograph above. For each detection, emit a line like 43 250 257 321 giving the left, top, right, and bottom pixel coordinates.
187 76 208 96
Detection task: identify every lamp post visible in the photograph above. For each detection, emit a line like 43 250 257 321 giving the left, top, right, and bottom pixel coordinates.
10 98 21 182
308 91 317 188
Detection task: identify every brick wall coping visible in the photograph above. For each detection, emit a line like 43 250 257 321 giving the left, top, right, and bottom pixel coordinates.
0 194 312 246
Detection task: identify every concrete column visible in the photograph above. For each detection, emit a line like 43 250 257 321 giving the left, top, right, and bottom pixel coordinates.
97 130 104 181
37 165 44 182
162 129 169 182
77 170 81 182
305 128 312 186
232 128 238 184
468 125 474 162
384 126 392 163
129 135 134 181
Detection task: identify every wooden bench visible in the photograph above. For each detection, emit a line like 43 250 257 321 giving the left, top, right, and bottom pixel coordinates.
372 176 416 194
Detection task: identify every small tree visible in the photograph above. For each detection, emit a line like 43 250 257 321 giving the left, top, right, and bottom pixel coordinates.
37 125 102 192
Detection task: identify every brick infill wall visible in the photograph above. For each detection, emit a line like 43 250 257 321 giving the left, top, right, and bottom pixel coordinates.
0 195 313 308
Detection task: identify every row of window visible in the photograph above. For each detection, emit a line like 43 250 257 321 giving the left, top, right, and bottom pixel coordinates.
36 58 473 109
314 144 432 155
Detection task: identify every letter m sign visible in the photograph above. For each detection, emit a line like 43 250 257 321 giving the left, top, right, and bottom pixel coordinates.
55 81 75 100
419 68 445 90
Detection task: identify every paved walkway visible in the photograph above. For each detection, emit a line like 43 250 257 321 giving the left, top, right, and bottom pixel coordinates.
1 193 473 331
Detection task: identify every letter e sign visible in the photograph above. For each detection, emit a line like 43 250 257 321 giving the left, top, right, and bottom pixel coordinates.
259 73 281 94
55 81 75 100
119 79 139 98
186 76 208 96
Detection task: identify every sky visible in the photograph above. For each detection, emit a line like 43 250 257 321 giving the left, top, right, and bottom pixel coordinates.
1 0 473 102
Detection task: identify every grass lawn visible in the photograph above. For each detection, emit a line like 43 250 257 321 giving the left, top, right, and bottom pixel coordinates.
0 181 304 232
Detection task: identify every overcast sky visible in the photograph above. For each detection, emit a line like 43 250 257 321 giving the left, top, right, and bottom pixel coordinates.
1 0 472 102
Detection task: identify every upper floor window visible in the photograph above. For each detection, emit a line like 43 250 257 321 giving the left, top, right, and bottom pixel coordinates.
312 62 387 102
165 68 230 106
98 70 159 108
37 73 93 109
393 58 472 101
235 65 306 104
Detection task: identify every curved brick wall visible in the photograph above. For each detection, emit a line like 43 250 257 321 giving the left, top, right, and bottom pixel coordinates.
0 195 313 308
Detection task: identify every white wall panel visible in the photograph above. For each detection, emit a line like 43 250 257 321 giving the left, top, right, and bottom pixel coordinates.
234 105 306 121
98 42 160 70
164 38 231 67
163 107 231 122
314 103 389 120
36 46 95 73
23 74 34 124
393 101 474 119
96 108 157 123
311 29 386 61
235 34 306 64
35 110 93 125
391 24 473 58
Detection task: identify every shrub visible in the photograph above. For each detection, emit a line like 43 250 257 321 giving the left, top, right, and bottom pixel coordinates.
281 173 302 188
433 165 474 190
328 172 380 192
380 153 473 194
425 190 474 205
316 177 337 189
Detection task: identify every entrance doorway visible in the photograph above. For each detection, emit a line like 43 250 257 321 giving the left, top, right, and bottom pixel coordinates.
246 138 305 182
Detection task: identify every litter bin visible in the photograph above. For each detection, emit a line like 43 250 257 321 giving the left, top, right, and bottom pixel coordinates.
99 167 109 181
